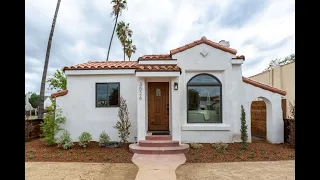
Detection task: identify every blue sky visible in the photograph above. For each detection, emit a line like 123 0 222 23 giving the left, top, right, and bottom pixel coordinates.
25 0 295 95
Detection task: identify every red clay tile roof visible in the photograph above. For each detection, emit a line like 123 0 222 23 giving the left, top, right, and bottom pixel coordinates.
51 90 68 98
138 54 173 60
242 77 286 96
63 61 138 71
63 61 181 72
170 36 237 55
136 65 181 71
233 55 245 60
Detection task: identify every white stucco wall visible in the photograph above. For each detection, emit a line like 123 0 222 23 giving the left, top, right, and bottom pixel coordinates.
56 74 137 142
172 43 237 143
56 42 284 144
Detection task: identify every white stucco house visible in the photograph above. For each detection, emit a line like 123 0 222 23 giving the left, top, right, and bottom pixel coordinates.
51 36 286 150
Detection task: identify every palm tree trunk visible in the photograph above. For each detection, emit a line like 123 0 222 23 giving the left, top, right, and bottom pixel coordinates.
129 57 131 61
38 0 62 118
123 48 125 61
106 15 119 61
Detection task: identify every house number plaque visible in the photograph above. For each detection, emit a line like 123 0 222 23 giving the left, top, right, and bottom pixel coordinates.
139 82 142 100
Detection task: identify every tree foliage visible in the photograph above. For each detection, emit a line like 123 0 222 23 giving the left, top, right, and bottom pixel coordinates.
29 93 40 108
40 101 66 146
46 69 67 91
265 54 295 70
114 96 131 143
240 105 248 150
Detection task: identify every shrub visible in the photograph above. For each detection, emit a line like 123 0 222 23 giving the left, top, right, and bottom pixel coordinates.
212 142 228 153
58 130 73 150
240 105 248 150
25 120 34 142
99 131 110 147
190 143 203 149
288 102 295 147
79 132 92 148
114 96 131 143
40 101 66 146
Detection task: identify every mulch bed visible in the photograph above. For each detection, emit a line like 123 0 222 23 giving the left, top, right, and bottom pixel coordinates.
25 138 133 163
186 141 295 163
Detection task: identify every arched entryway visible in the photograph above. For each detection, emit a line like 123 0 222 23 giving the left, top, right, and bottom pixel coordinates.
250 97 272 142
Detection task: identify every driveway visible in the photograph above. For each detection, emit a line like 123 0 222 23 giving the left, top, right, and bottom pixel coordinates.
176 160 295 180
25 162 138 180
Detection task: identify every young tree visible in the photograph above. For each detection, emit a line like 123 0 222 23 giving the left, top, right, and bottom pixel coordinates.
29 93 40 108
38 0 62 118
106 0 128 61
46 69 67 91
114 96 131 143
265 54 295 70
240 105 248 150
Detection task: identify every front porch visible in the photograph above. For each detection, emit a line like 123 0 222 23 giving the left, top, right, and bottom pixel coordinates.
131 71 189 154
135 73 181 143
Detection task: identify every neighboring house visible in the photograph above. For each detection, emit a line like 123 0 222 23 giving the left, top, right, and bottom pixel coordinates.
25 92 34 111
44 96 52 108
25 93 52 114
249 62 294 118
51 36 286 145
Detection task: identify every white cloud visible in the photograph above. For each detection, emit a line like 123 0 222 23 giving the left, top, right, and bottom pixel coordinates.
25 0 295 94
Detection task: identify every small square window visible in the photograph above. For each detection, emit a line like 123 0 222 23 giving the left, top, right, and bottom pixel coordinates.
96 83 120 107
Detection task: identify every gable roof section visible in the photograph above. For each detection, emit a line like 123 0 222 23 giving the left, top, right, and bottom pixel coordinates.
170 36 237 55
242 77 286 96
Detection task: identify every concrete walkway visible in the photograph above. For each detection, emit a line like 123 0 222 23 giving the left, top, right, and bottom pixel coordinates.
132 153 186 180
25 162 138 180
176 160 295 180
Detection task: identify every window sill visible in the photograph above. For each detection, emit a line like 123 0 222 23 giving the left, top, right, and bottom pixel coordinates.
181 124 231 131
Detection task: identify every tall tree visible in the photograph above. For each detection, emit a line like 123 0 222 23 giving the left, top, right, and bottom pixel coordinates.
124 39 136 61
106 0 128 61
38 0 62 118
116 21 132 60
46 69 67 91
265 54 295 70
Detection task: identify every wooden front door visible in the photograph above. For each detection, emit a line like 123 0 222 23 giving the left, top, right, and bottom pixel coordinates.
148 82 169 131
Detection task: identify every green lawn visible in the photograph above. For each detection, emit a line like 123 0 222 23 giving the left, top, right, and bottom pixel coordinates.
25 116 38 120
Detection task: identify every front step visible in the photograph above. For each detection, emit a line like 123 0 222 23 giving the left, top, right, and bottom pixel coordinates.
145 135 172 140
139 140 179 147
129 144 189 154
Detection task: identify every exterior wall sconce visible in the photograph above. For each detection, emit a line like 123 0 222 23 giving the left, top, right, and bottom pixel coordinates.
174 82 178 90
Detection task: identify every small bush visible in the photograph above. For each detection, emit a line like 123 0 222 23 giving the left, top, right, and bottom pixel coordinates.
190 143 203 149
212 142 229 153
78 132 92 148
57 130 73 150
99 131 110 147
25 121 33 142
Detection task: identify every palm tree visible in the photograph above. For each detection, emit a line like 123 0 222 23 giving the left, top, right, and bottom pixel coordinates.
124 39 136 61
116 21 132 60
38 0 62 118
106 0 127 61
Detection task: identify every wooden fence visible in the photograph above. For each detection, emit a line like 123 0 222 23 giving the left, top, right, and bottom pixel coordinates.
251 101 267 138
25 118 43 140
251 99 290 142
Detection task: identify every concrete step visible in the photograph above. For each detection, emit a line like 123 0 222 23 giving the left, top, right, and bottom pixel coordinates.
139 140 179 147
129 144 189 154
145 135 172 140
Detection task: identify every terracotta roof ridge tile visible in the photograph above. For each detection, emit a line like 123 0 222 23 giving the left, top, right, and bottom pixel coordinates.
51 90 68 98
170 36 237 55
242 77 286 96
